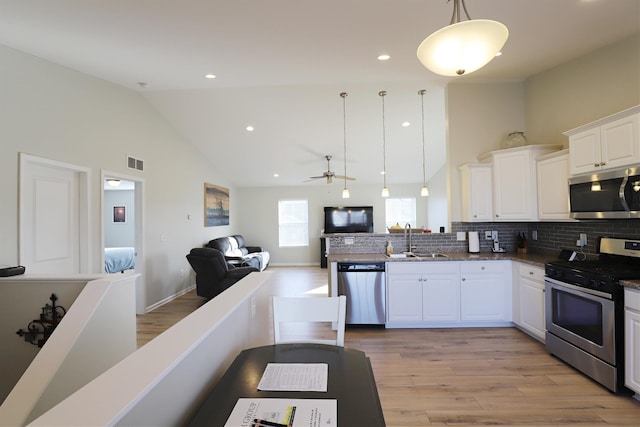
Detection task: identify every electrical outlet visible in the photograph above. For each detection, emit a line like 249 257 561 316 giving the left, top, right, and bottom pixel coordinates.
491 230 498 241
485 231 492 240
457 231 466 241
344 237 354 245
580 233 587 245
532 230 538 240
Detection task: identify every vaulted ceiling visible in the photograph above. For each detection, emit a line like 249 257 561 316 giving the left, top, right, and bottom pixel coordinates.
1 0 638 186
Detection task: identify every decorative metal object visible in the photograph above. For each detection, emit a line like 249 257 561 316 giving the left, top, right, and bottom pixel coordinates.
16 293 67 348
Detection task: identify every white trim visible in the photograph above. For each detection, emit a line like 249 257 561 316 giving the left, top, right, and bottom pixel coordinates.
101 169 146 314
145 285 196 313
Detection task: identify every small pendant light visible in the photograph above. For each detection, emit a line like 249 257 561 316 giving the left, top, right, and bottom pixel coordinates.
340 92 350 198
419 89 429 197
380 90 389 198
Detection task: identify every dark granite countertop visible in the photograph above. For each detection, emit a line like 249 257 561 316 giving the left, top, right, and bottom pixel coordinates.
327 252 552 269
621 280 640 290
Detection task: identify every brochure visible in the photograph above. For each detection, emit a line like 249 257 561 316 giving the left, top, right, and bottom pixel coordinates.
223 398 337 427
257 363 328 392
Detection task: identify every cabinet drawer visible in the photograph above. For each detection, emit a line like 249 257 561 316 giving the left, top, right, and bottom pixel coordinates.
625 288 640 311
518 263 545 282
387 261 458 275
460 261 506 274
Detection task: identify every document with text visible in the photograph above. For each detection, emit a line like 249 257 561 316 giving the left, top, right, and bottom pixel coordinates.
224 398 337 427
257 363 328 392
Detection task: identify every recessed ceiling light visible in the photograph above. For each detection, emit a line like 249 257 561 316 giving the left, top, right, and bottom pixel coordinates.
246 125 254 132
273 173 279 178
204 74 216 79
402 121 410 127
380 171 386 175
377 54 390 61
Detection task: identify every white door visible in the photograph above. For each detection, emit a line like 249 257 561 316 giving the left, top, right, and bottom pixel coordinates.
20 154 90 274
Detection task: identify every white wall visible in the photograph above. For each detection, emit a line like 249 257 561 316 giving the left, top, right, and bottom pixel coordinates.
525 33 640 145
447 82 526 223
236 182 439 265
28 272 273 427
104 190 135 247
0 45 238 309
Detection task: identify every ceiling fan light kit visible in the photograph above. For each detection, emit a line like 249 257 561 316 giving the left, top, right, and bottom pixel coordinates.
417 0 508 76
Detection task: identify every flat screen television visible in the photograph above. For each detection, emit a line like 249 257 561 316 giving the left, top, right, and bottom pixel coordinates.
324 206 373 233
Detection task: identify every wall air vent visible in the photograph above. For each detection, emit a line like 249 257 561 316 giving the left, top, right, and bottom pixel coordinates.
127 156 144 172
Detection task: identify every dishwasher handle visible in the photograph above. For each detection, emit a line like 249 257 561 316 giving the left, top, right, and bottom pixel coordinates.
337 263 385 272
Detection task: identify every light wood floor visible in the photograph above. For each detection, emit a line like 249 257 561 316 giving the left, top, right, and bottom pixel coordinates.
137 266 640 426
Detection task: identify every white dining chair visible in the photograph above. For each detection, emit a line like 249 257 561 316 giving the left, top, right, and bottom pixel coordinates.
272 295 347 346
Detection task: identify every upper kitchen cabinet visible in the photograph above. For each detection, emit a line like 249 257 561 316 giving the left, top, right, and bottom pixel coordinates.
459 163 493 222
479 145 562 221
536 149 573 221
565 106 640 176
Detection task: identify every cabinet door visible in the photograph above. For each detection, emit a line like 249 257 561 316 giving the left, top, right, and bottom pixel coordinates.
600 113 640 171
493 151 533 220
387 275 422 322
460 262 510 322
569 128 601 176
519 277 545 341
537 152 571 220
625 307 640 394
460 164 493 222
422 274 460 322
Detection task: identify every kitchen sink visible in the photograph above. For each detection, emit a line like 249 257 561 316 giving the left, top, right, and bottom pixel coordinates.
405 252 448 258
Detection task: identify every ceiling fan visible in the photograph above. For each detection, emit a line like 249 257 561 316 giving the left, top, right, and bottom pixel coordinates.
307 155 355 184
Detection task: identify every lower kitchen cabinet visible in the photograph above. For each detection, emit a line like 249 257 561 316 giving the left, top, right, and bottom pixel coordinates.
386 261 511 327
460 261 511 322
624 288 640 395
514 263 546 342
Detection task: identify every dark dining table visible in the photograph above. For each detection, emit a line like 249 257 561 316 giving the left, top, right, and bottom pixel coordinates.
188 343 386 427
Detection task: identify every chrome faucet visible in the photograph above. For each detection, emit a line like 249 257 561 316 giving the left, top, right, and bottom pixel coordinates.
405 223 414 253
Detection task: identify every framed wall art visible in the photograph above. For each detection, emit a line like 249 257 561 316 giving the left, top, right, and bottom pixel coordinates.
113 206 126 223
204 183 229 227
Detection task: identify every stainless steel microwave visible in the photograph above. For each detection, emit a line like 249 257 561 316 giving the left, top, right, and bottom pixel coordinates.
569 167 640 219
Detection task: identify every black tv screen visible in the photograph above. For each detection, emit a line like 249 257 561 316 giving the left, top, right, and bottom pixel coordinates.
324 206 373 233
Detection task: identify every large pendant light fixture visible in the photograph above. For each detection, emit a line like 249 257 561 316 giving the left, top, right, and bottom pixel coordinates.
418 89 429 197
379 90 389 198
340 92 350 199
417 0 508 76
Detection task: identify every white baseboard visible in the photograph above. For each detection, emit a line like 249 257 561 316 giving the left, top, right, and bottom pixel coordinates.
145 284 196 313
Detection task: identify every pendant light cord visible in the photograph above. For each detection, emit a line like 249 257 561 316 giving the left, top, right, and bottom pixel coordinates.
419 89 427 186
341 92 348 186
379 90 387 188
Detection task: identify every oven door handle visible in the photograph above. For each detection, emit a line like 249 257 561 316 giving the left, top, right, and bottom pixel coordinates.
544 277 613 300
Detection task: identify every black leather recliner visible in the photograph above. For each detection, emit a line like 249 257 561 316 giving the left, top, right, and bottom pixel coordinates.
186 248 258 299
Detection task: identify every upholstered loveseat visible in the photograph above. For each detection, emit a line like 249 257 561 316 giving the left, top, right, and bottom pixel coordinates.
206 234 270 271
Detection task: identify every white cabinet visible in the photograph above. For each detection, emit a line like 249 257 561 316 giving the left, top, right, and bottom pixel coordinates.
460 261 511 322
565 107 640 176
479 145 562 221
536 150 572 221
386 262 459 323
514 263 546 342
459 163 493 222
624 287 640 396
421 263 460 322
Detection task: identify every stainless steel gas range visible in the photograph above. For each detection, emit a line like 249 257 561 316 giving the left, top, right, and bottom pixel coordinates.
545 236 640 393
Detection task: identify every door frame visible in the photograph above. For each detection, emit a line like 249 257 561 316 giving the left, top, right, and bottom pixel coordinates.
101 170 146 314
19 153 92 273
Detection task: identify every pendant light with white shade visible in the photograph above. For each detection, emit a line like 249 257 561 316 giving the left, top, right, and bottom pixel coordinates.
340 92 350 199
419 89 429 197
416 0 508 77
379 90 389 198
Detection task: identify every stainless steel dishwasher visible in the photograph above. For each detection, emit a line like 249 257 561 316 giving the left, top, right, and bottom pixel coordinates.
337 262 386 325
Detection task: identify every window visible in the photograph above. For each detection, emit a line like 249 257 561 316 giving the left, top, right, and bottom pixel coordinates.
385 198 417 230
278 200 309 247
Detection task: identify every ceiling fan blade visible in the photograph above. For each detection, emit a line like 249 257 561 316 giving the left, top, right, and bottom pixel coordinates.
334 175 356 181
308 175 326 179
